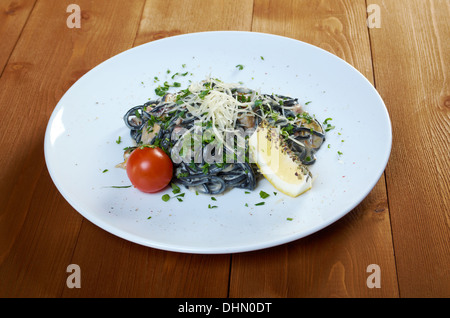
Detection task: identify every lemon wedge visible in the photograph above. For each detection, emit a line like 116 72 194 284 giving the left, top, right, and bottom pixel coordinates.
249 123 313 197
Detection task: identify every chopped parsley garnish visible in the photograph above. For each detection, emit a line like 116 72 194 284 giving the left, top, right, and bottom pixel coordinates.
297 112 313 123
323 118 335 132
255 202 265 206
155 86 168 97
161 194 170 202
198 89 211 99
202 163 210 174
259 191 270 199
171 183 181 194
235 64 244 70
208 204 218 209
155 81 182 97
254 100 263 108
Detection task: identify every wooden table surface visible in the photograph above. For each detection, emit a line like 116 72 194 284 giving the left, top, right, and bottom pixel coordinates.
0 0 449 299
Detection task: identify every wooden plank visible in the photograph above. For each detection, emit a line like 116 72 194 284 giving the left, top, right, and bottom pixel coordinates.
230 181 397 297
63 220 231 297
368 0 450 297
134 0 253 46
0 0 36 75
251 0 376 79
229 0 398 298
61 0 254 297
0 0 145 297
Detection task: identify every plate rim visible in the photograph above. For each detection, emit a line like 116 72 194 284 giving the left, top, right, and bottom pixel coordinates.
44 30 392 254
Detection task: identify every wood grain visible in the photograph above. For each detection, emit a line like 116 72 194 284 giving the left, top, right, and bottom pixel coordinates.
368 0 450 297
229 0 398 298
0 0 448 298
134 0 253 46
230 179 398 297
0 0 36 74
0 0 146 297
62 220 230 297
61 0 255 298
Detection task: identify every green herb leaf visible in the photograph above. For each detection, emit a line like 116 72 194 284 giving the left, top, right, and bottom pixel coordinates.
255 202 265 206
171 183 181 194
202 163 210 174
235 64 244 70
259 191 270 199
139 144 156 149
199 89 211 99
162 194 170 202
325 125 335 132
155 86 168 96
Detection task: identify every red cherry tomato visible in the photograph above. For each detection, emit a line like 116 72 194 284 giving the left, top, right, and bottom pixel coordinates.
126 146 173 193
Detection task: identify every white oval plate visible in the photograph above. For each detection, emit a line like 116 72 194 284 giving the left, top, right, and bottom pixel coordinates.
44 31 391 254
